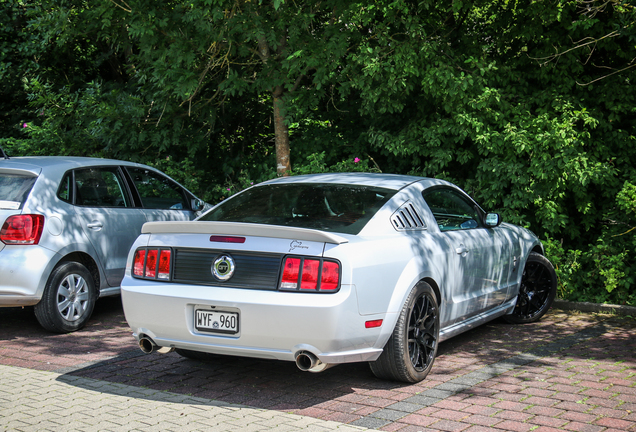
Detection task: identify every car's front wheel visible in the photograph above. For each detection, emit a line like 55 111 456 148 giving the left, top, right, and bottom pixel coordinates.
34 262 97 333
369 282 439 383
504 252 557 324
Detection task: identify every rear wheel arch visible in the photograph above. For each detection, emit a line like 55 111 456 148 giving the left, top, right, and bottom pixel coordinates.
421 277 441 307
531 245 544 255
370 280 440 382
34 260 98 332
58 252 101 294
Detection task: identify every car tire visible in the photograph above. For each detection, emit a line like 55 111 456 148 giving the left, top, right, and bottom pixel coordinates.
34 262 97 333
175 349 218 361
369 282 439 383
504 252 557 324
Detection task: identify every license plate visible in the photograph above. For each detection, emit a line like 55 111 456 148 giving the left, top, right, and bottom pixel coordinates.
195 310 239 334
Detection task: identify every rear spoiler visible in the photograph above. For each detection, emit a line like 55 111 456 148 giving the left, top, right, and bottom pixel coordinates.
141 221 349 245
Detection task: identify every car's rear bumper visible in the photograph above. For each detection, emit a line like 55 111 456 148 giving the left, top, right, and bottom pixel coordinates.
0 245 57 306
121 277 387 364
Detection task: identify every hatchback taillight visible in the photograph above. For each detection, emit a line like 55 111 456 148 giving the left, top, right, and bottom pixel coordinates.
133 248 172 280
0 214 45 245
280 256 341 292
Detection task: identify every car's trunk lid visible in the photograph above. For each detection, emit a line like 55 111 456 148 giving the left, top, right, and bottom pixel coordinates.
141 221 349 291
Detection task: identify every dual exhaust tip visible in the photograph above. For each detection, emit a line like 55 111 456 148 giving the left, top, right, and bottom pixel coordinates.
139 336 174 354
138 337 332 373
295 350 332 373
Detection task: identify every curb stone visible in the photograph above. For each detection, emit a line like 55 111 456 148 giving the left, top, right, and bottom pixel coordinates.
554 299 636 316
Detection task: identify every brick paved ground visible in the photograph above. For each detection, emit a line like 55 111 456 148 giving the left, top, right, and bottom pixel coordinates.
1 297 635 431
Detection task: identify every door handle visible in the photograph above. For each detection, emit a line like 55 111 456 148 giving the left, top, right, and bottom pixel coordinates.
87 222 103 230
456 244 469 256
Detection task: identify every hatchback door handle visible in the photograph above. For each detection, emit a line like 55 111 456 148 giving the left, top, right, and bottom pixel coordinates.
456 245 469 256
87 222 103 229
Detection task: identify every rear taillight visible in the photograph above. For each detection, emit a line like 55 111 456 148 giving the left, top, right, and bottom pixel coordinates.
281 257 301 289
280 256 341 292
0 214 45 245
157 250 171 280
133 247 172 280
133 250 146 276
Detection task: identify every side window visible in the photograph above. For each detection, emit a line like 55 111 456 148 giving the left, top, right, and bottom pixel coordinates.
0 173 36 208
57 172 72 203
422 188 482 231
75 167 130 207
126 167 189 210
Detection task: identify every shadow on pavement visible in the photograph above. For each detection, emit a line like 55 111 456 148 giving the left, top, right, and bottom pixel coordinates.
3 299 635 428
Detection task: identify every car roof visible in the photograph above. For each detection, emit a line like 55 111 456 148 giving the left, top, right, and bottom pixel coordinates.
260 172 440 190
0 156 152 176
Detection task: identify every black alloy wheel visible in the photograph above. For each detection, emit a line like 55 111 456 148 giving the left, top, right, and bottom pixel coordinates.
370 282 439 383
407 290 438 372
504 252 557 324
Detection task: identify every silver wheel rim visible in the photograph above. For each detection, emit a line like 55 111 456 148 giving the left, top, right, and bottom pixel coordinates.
56 273 90 322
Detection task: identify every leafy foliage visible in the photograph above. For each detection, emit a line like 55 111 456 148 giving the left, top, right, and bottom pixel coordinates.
1 0 635 304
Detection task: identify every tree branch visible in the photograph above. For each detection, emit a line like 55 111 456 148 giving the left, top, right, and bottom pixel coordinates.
576 62 636 86
108 0 131 13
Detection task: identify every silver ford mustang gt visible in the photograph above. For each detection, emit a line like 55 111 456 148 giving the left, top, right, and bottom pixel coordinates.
121 173 556 383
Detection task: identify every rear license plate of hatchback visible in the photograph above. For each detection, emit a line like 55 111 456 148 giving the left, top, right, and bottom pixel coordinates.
195 310 239 334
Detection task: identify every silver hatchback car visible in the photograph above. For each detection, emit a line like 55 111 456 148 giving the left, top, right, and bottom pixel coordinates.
0 156 205 333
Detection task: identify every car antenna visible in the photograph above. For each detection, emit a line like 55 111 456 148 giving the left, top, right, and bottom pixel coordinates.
0 145 9 160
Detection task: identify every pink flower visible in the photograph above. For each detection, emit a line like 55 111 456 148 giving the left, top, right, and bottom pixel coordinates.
354 157 361 163
22 123 28 128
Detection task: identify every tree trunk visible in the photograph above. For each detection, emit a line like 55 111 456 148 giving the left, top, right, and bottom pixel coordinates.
273 85 291 176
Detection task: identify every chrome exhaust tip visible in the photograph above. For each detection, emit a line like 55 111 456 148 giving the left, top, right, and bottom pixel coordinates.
295 351 333 373
295 351 318 371
139 336 174 354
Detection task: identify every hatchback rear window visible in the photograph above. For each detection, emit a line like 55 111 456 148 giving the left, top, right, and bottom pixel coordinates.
199 183 396 235
0 173 37 209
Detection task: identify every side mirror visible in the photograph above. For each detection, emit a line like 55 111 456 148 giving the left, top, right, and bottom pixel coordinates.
485 213 502 227
191 198 204 212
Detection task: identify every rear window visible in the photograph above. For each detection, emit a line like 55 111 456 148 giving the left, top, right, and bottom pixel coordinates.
0 173 37 209
199 183 396 235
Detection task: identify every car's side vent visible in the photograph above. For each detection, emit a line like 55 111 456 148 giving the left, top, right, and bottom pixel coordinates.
391 201 427 231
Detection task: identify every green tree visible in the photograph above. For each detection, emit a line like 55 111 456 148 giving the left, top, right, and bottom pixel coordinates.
3 0 635 303
89 0 359 176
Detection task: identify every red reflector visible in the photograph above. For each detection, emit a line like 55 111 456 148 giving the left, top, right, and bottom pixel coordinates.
365 319 383 329
210 235 246 243
300 259 320 290
320 261 340 291
145 249 158 278
133 249 146 276
0 214 45 245
281 257 301 289
157 249 171 280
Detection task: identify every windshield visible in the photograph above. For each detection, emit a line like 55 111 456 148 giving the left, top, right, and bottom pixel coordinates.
199 183 396 235
0 173 37 210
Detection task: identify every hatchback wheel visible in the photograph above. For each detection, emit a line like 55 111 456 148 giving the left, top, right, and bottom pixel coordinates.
370 282 439 383
504 252 557 324
34 262 97 333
